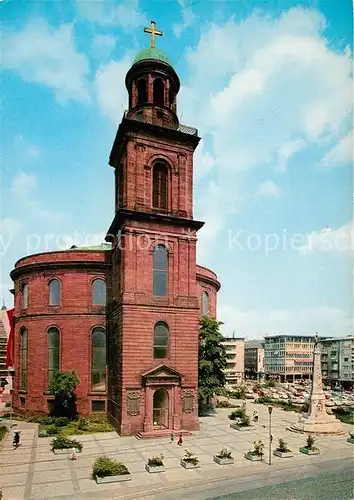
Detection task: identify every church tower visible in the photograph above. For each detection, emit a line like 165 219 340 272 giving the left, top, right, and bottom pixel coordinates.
106 22 203 436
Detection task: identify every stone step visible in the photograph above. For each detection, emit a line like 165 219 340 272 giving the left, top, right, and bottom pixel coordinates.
135 429 193 440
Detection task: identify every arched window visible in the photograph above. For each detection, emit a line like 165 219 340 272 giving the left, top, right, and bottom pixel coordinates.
154 322 169 358
152 163 168 210
20 329 28 390
22 283 28 309
153 78 165 106
48 327 60 386
92 279 106 306
137 78 147 105
92 327 106 392
169 87 175 109
202 291 209 315
153 245 168 297
49 279 61 306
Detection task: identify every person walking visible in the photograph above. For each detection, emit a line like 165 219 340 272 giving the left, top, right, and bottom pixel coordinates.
177 432 183 446
170 432 174 443
13 431 20 448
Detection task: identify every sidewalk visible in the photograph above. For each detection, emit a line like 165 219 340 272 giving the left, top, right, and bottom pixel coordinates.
1 402 353 500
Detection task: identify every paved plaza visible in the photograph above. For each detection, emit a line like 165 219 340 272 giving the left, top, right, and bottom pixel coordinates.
1 402 353 500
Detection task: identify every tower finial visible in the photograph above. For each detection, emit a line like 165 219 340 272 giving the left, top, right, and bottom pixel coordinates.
143 21 163 49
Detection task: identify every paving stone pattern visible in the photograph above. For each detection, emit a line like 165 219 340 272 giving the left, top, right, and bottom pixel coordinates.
1 403 353 500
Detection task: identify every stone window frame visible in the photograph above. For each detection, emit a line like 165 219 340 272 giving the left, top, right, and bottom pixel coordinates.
21 281 29 310
20 327 28 391
91 277 107 306
202 289 209 316
153 321 170 359
47 325 61 389
147 154 176 214
48 277 62 307
90 325 107 393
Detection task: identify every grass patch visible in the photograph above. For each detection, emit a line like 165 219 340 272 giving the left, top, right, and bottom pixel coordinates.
38 415 113 436
0 426 8 442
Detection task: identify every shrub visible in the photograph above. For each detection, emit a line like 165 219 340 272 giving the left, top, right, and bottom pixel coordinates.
239 413 251 427
147 454 164 467
250 440 264 456
231 388 246 399
54 417 70 427
276 439 291 453
228 409 244 420
255 396 274 405
5 402 10 407
49 370 79 420
305 434 317 451
92 456 129 479
51 435 83 452
216 447 233 459
0 426 7 442
182 449 199 466
77 418 88 430
45 424 59 436
216 401 237 409
263 380 276 388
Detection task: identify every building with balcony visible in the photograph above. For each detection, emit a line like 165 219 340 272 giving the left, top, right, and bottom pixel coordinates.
264 335 315 382
320 336 354 388
221 336 244 385
244 340 264 380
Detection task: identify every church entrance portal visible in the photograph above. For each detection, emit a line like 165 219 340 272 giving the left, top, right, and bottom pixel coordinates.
153 389 169 429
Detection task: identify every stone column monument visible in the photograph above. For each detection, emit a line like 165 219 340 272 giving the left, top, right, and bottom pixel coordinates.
289 334 344 435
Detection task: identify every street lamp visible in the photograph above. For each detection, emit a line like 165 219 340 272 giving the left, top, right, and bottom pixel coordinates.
268 405 273 465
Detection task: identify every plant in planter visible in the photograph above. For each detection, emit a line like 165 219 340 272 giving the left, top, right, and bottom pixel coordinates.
145 454 165 473
299 434 320 455
51 435 83 454
92 456 131 484
213 447 234 465
228 409 244 420
347 432 354 444
244 440 264 461
230 411 254 431
180 449 200 469
273 438 293 458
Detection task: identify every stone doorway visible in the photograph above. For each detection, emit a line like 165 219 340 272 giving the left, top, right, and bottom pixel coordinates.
153 388 169 429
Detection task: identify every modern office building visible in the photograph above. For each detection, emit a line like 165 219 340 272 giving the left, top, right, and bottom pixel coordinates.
221 336 245 385
264 335 315 381
320 336 354 387
244 340 264 380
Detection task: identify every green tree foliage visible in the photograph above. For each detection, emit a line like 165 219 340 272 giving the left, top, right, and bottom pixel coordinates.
198 316 227 403
49 371 80 420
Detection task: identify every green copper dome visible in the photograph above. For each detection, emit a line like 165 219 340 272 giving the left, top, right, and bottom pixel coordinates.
133 47 172 66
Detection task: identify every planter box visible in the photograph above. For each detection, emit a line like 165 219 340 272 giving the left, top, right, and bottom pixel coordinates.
95 474 132 484
273 450 293 458
244 452 263 461
213 455 235 465
347 437 354 444
299 447 319 455
230 423 255 431
145 464 165 473
38 430 48 437
180 458 201 469
53 448 82 455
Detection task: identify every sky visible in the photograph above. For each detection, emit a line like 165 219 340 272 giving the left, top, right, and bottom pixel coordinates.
1 0 353 339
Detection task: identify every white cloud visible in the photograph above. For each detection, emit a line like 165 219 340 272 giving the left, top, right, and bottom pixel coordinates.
3 19 90 103
218 304 352 338
76 0 146 30
276 138 307 171
0 218 21 236
256 180 284 197
11 172 37 197
173 0 195 38
91 34 116 59
298 221 354 255
319 130 353 169
181 8 352 260
94 56 131 122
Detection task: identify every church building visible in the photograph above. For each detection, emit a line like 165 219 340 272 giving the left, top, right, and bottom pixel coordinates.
9 23 220 437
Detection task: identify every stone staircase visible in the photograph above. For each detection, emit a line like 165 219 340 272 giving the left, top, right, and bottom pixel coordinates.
135 429 192 440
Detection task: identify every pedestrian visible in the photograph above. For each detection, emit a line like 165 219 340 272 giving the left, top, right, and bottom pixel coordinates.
13 431 20 448
70 448 77 460
253 411 258 423
170 432 174 443
177 432 183 446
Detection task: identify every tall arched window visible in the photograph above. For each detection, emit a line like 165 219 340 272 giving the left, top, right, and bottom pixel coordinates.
137 78 147 105
153 78 165 106
152 163 168 210
92 279 106 306
153 245 168 297
92 327 106 392
49 279 61 306
48 327 60 386
20 329 28 390
22 283 28 309
202 291 209 316
154 322 169 358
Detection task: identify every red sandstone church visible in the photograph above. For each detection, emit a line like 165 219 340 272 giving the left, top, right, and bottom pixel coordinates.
9 23 220 436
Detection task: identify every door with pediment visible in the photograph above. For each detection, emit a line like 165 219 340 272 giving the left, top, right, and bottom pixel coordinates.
153 388 169 429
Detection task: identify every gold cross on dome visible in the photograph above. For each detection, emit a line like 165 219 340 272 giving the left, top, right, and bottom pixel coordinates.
144 21 163 49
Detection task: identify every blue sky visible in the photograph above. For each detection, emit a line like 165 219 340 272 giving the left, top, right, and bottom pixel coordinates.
1 0 353 338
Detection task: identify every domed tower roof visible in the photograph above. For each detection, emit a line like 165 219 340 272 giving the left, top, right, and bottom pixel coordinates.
132 47 172 67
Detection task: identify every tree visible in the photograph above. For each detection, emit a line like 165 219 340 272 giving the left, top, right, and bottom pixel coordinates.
198 316 227 404
49 370 80 420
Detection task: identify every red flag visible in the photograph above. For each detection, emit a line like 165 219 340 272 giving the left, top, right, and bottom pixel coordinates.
4 308 14 369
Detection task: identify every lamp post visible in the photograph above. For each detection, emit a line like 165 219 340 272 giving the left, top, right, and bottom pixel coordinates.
268 405 273 465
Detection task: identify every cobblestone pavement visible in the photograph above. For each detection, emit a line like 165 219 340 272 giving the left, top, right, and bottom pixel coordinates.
1 402 353 500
